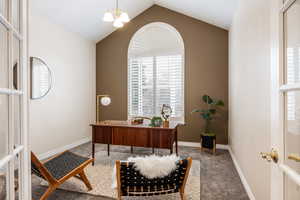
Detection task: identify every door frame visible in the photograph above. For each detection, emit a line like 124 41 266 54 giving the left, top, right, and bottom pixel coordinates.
0 0 30 199
270 0 300 199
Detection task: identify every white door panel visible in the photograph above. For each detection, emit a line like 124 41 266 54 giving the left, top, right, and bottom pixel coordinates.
270 0 300 199
0 0 29 199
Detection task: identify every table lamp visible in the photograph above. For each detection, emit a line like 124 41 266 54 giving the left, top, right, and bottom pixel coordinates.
96 95 111 122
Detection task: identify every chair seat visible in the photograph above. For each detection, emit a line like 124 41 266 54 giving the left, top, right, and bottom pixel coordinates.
43 151 89 180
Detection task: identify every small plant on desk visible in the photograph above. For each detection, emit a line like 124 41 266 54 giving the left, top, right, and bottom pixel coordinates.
149 116 163 127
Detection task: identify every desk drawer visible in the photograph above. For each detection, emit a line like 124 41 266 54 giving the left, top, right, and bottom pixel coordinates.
112 128 151 147
152 130 174 149
93 126 112 144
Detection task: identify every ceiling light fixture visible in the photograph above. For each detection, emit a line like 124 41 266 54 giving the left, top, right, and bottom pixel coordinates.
103 0 130 28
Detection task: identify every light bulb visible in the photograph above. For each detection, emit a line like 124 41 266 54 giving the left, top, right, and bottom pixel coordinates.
120 12 130 23
101 96 111 106
113 18 124 28
103 11 114 22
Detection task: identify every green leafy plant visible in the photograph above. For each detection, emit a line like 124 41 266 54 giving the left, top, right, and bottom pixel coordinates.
149 116 163 127
191 95 224 136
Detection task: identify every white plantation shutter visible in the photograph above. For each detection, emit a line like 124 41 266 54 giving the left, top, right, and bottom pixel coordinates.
128 57 154 117
156 55 184 118
128 54 184 121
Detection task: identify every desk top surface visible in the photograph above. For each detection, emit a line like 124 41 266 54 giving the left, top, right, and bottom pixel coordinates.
90 120 184 130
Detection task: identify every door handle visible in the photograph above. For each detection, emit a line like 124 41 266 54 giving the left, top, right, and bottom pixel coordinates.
288 154 300 162
260 149 279 163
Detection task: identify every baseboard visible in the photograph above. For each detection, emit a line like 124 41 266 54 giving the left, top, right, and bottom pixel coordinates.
178 141 229 150
38 137 91 160
228 147 256 200
216 144 229 150
178 141 201 147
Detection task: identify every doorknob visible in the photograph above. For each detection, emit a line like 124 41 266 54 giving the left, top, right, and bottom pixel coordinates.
260 149 279 163
288 154 300 162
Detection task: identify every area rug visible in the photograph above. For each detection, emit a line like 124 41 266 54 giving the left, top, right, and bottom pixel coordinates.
41 151 200 199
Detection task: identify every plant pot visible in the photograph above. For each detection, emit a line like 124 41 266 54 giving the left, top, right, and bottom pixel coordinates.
201 134 216 150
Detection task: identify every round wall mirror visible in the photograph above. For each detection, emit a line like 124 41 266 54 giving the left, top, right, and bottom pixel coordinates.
30 57 53 99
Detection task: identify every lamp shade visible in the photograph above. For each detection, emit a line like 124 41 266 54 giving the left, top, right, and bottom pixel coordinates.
120 12 130 23
101 96 111 106
113 18 124 28
103 11 114 22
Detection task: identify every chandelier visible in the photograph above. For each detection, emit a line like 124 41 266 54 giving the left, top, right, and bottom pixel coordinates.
103 0 130 28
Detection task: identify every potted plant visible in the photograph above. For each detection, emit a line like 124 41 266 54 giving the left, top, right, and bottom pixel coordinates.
192 94 224 151
149 116 163 127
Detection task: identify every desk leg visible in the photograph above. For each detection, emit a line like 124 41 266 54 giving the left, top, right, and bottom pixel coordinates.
152 147 155 154
92 143 95 166
131 146 133 154
175 130 178 156
107 144 110 156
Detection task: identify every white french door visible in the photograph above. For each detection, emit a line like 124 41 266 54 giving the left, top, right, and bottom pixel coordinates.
0 0 30 199
270 0 300 199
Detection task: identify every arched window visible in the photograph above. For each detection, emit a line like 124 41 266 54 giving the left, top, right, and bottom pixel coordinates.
128 22 184 122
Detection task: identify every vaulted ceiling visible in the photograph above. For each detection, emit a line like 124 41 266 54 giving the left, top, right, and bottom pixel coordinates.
30 0 238 42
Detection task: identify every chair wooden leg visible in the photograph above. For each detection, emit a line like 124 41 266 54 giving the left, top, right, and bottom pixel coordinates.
79 170 92 191
117 190 122 200
180 192 185 200
40 185 56 200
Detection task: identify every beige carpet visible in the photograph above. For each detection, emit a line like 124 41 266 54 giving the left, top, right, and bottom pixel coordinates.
41 151 200 199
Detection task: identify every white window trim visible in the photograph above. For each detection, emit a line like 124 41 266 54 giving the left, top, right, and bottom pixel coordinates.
127 22 185 123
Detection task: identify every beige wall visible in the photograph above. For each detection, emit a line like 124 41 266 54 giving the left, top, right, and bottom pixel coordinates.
29 9 96 155
96 5 228 143
229 0 271 199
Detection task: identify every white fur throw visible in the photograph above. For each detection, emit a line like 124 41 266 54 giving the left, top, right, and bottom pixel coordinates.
127 154 180 179
112 155 180 188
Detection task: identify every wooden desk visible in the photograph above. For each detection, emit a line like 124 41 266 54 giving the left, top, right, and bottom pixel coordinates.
90 121 182 164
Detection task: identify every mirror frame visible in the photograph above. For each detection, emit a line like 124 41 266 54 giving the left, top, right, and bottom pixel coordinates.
30 57 53 100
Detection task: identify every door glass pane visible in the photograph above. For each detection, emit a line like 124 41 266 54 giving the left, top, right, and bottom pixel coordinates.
285 0 300 84
13 36 20 90
0 22 9 89
14 96 21 147
14 157 20 200
0 166 7 199
285 91 300 171
0 0 8 19
285 175 300 200
0 95 9 160
12 0 20 32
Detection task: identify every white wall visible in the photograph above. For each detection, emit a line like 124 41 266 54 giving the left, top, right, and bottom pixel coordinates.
29 9 96 155
229 0 271 200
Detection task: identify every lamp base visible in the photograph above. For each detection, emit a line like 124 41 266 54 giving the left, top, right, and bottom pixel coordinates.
163 120 169 128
